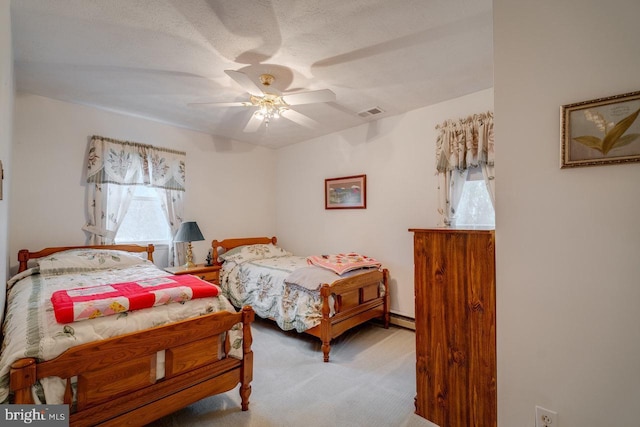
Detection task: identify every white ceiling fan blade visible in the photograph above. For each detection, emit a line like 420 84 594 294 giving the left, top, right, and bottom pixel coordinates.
282 89 336 106
187 101 252 107
224 70 264 96
281 109 319 128
243 112 264 132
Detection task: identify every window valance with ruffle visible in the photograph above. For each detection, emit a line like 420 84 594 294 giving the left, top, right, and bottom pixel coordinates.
86 135 186 191
435 111 494 172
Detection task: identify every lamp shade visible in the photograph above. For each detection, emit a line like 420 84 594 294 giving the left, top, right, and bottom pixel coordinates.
174 221 205 243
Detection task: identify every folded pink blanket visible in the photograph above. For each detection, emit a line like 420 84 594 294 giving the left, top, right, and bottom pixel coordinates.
307 253 381 275
51 274 219 324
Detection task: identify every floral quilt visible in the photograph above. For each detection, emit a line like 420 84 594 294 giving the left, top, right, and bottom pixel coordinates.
0 256 240 404
220 255 334 333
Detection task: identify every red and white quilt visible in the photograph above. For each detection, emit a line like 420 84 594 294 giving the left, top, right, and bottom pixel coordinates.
51 274 219 324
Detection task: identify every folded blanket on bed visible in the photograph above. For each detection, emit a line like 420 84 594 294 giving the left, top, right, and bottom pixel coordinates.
306 253 381 275
51 274 220 323
284 265 379 290
284 266 340 291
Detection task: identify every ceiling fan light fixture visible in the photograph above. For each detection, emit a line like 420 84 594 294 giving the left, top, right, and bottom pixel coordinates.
250 93 288 125
207 69 334 132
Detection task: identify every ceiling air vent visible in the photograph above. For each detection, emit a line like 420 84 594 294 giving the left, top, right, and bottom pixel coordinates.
358 106 385 118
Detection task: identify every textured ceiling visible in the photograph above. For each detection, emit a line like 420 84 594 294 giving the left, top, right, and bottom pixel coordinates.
10 0 493 149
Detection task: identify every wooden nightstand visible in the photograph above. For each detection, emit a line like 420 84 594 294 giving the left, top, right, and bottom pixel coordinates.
165 264 221 285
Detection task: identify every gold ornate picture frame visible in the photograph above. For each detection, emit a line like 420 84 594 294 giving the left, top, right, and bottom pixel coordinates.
561 90 640 168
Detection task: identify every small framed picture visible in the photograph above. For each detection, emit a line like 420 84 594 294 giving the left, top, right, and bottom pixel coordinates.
325 174 366 209
561 90 640 168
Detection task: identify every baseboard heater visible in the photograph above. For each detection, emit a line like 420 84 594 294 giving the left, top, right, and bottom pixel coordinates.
389 313 415 331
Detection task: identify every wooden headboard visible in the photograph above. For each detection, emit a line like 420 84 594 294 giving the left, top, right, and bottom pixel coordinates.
17 244 155 273
211 236 277 266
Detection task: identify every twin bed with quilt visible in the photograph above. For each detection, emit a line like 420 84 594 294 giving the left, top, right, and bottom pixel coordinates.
0 244 254 426
212 236 390 362
0 237 388 424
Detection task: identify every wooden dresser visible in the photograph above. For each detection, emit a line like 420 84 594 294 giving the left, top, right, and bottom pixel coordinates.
409 228 496 427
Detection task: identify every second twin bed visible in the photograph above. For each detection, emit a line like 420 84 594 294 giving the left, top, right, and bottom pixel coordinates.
212 236 390 362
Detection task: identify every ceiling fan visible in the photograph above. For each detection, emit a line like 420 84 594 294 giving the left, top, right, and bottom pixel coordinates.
191 70 336 132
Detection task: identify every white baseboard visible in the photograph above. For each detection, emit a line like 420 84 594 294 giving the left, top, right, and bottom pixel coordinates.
389 313 415 331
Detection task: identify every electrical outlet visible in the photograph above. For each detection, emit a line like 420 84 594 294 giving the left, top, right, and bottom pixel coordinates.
535 406 558 427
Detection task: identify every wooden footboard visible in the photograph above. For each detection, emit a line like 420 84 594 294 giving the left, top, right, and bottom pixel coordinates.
10 306 254 427
307 268 390 362
212 236 390 362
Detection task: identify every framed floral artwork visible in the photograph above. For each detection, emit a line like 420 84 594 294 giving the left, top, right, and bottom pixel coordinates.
325 174 366 209
561 90 640 168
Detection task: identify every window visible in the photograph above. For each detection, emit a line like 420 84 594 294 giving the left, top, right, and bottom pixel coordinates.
114 186 172 244
454 167 495 227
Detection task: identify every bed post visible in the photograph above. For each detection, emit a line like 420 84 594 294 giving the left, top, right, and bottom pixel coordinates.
240 306 254 411
146 244 155 263
211 240 221 266
18 250 30 273
9 358 37 404
320 284 332 362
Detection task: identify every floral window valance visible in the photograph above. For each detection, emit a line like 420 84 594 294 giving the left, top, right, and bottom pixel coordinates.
435 111 494 172
86 135 186 191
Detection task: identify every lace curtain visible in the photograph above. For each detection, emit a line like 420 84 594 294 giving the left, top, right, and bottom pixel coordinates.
82 135 186 266
435 111 494 226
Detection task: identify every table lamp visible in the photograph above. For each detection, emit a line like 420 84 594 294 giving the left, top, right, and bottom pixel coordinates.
174 221 205 268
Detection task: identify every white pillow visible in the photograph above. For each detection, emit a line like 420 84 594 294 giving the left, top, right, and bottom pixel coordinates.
219 244 291 264
38 249 149 274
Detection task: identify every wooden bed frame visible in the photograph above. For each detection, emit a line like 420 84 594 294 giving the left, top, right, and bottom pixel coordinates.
9 244 254 427
212 237 390 362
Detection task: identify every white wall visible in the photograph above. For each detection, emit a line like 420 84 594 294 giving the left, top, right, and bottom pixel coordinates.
275 88 493 318
0 0 14 323
10 94 277 272
494 1 640 426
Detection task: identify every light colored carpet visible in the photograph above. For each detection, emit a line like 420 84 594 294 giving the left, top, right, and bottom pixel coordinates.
149 319 437 427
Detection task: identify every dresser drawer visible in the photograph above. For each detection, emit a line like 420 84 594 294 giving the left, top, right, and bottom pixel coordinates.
194 270 219 284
